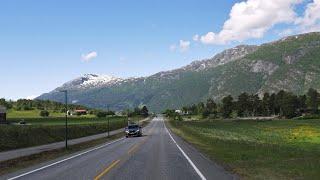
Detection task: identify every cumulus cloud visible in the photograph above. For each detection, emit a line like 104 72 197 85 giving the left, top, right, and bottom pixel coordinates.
81 51 97 62
169 44 177 52
169 40 190 52
192 34 199 41
295 0 320 32
200 0 303 45
179 40 190 52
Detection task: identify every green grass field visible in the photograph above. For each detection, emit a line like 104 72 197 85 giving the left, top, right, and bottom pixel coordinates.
6 109 66 118
168 119 320 179
6 109 99 119
7 116 126 126
1 110 147 152
0 116 130 152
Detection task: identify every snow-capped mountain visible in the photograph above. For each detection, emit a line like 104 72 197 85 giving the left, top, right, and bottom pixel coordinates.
55 74 123 91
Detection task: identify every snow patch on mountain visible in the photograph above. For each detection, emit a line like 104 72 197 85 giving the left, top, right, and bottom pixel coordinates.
55 74 123 91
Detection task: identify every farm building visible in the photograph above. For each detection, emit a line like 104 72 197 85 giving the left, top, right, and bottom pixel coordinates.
73 109 87 115
0 106 7 123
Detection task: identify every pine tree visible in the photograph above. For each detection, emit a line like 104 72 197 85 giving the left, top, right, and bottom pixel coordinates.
221 95 234 118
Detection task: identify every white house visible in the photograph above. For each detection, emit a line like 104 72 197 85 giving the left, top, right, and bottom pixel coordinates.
175 110 183 115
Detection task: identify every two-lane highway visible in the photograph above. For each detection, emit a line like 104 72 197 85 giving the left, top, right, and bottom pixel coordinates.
3 117 236 180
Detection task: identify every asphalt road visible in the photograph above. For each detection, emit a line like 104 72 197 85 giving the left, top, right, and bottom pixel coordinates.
2 117 236 180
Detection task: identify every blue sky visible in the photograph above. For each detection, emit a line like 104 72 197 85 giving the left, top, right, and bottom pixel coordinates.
0 0 319 100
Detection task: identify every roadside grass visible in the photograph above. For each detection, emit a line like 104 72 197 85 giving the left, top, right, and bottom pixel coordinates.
168 119 320 179
0 116 145 152
7 116 126 126
0 133 124 176
182 115 203 121
7 109 65 118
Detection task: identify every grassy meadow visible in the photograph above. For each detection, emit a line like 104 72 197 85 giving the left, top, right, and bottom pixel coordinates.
168 118 320 179
6 109 66 119
0 110 146 152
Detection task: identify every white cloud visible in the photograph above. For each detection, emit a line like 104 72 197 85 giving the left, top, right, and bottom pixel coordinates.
200 0 303 45
26 95 37 100
277 28 295 36
169 44 177 52
81 51 97 62
119 56 126 61
179 40 190 52
295 0 320 32
169 40 190 52
192 34 199 41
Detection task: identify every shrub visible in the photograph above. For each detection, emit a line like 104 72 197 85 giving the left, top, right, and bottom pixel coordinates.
40 110 50 117
106 111 115 116
202 109 210 118
96 111 107 118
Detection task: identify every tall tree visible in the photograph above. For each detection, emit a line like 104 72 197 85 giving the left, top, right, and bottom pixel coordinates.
269 93 277 115
236 93 250 117
190 104 197 115
307 88 319 114
0 98 12 109
262 93 271 116
276 90 286 116
206 98 217 113
221 95 234 118
197 102 205 114
280 92 299 118
141 106 149 117
297 95 307 113
249 94 261 116
182 106 188 114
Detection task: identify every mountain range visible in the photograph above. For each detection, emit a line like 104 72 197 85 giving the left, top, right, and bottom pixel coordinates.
37 32 320 112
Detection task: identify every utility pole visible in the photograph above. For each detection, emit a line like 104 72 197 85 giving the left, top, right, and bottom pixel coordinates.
107 115 110 137
60 90 68 149
107 105 110 137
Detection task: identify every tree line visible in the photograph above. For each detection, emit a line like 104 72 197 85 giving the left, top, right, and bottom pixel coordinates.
0 98 89 112
0 98 150 118
96 106 149 118
165 88 320 119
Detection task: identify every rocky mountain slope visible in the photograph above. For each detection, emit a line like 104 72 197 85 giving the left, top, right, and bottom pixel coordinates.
37 32 320 112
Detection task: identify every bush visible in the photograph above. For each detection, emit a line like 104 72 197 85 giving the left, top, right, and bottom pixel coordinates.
106 111 115 116
40 110 50 117
173 114 183 121
202 109 210 118
96 111 107 118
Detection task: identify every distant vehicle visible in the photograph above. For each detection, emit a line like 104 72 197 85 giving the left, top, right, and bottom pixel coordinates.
19 120 26 125
125 124 142 138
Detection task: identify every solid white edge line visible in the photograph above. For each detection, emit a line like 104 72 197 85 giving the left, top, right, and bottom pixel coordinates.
163 120 207 180
7 137 125 180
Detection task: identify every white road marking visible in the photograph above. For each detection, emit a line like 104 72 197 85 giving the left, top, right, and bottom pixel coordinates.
8 138 125 180
163 119 207 180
